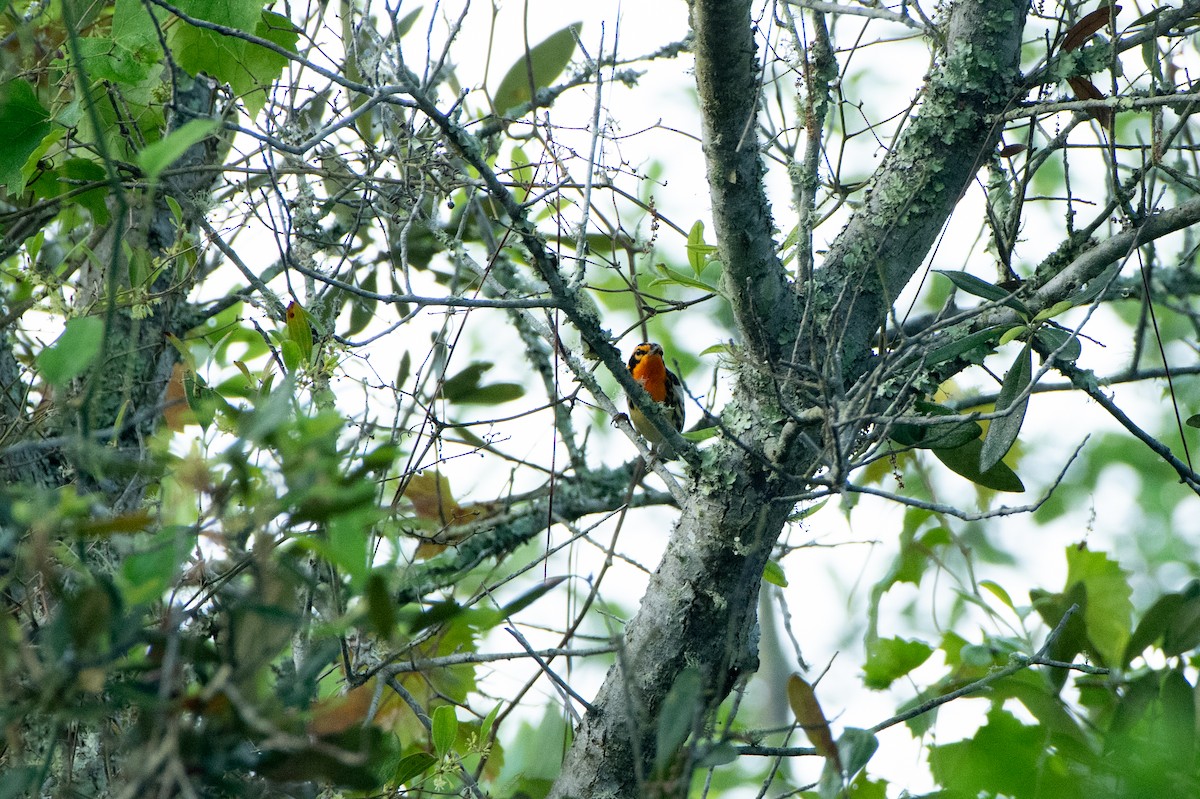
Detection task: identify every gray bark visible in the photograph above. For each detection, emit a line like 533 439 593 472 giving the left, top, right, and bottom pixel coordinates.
548 1 1028 796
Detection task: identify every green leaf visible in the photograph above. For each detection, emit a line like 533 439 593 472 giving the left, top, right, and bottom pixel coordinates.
997 325 1026 347
934 270 1028 314
681 426 720 443
364 572 397 638
492 22 582 114
686 220 718 275
933 437 1025 493
863 636 933 689
137 118 218 182
926 326 1004 366
762 559 789 587
978 579 1015 611
890 400 982 450
1033 299 1075 322
75 37 156 84
499 576 567 617
655 667 702 774
392 751 437 786
651 262 721 293
432 704 458 756
1034 326 1081 363
0 78 52 195
929 708 1047 799
836 728 879 779
37 316 105 386
979 343 1032 472
1066 546 1132 666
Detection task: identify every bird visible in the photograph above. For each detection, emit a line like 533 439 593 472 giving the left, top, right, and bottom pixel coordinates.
626 341 685 452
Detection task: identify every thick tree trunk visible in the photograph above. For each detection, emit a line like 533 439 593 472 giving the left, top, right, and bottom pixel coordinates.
549 1 1027 796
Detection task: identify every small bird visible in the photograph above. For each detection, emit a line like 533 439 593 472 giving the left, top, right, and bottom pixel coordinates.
626 342 685 451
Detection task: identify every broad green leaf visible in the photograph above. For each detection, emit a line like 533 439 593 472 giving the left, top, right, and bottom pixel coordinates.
890 400 982 451
0 78 52 194
1066 546 1132 666
1034 326 1081 363
979 343 1031 472
929 708 1048 799
392 751 437 786
681 426 720 442
836 728 879 779
493 22 582 114
285 301 314 363
863 637 933 689
75 37 156 84
328 510 371 589
933 437 1025 493
137 118 218 182
934 269 1029 314
432 704 458 756
655 667 702 774
37 316 105 386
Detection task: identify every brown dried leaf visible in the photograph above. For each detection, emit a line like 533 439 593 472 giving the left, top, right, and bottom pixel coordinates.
1062 5 1121 52
787 673 842 770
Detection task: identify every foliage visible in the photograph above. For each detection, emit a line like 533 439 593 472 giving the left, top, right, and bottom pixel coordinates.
2 0 1200 797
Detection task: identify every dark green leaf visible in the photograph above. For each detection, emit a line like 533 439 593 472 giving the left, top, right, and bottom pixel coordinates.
935 270 1029 314
890 400 982 450
365 572 397 638
500 576 567 617
0 78 52 194
392 751 437 786
493 23 583 114
933 437 1025 493
927 326 1004 366
1035 326 1082 363
980 343 1032 472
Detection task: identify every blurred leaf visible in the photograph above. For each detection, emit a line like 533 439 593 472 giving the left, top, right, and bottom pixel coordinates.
347 270 377 336
836 728 878 779
656 667 702 774
493 22 582 114
286 301 314 363
1066 546 1132 666
863 637 933 689
763 559 788 587
136 118 217 182
393 751 437 786
37 316 104 386
0 78 52 194
787 674 840 767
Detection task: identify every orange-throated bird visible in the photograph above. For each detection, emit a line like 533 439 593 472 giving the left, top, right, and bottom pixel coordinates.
626 342 685 451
